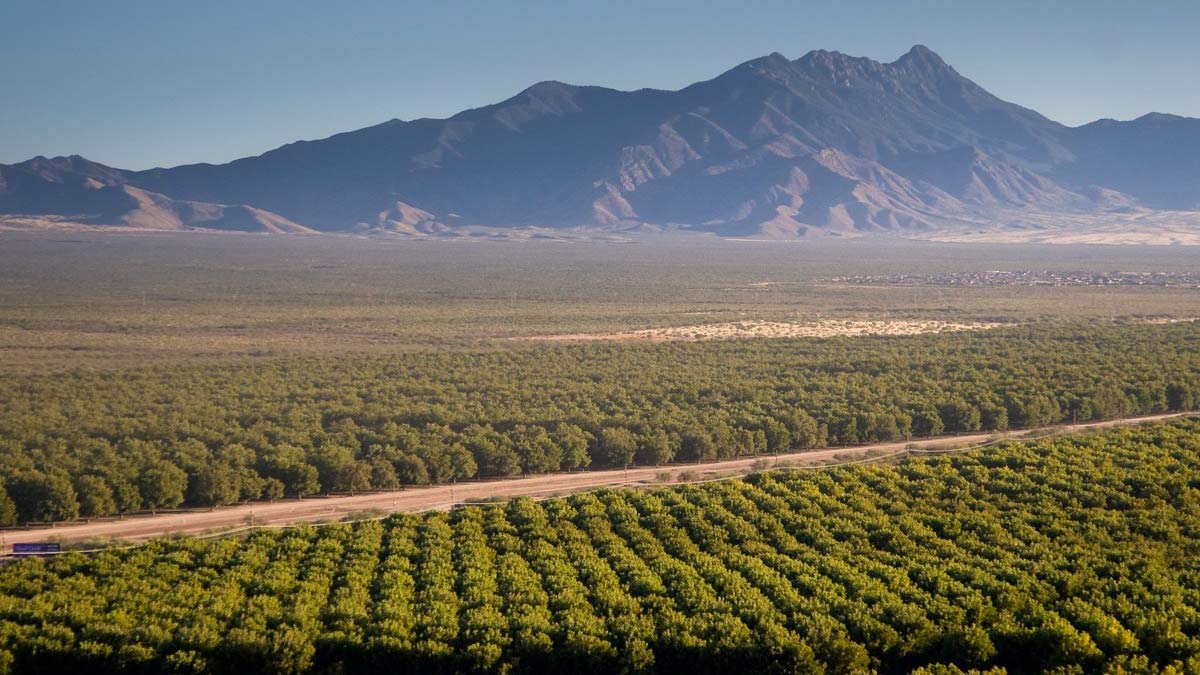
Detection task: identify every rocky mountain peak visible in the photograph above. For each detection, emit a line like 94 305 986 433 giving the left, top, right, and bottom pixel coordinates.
3 47 1200 239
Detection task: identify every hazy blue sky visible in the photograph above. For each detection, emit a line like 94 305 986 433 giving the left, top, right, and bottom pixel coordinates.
3 0 1198 169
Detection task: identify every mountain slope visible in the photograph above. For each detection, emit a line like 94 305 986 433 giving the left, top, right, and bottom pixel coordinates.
4 46 1200 241
1056 113 1200 211
0 156 314 233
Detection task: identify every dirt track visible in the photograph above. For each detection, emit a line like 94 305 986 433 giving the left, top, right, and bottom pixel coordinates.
1 412 1189 553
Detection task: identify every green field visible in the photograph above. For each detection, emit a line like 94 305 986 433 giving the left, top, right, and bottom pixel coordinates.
1 420 1199 674
1 321 1198 523
2 234 1200 523
3 234 1200 673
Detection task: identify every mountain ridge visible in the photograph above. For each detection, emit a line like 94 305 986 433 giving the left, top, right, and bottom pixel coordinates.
0 156 313 234
4 45 1200 242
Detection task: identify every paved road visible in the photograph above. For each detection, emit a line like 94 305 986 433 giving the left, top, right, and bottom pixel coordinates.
1 412 1189 553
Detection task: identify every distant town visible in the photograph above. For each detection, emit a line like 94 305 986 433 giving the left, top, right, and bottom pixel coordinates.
828 270 1200 287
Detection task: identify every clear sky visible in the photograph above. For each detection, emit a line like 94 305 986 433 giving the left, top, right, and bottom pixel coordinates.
3 0 1198 170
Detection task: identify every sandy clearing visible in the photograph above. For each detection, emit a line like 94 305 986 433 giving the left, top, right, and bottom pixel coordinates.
1138 317 1200 325
914 221 1200 246
522 319 1003 342
1 412 1189 553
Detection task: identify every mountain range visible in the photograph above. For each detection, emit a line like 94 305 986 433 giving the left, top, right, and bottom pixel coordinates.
4 45 1200 243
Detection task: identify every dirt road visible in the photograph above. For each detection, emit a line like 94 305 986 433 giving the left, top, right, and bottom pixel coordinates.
1 412 1189 553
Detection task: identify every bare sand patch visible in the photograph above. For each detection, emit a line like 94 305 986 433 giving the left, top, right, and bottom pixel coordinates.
913 215 1200 246
1137 317 1200 325
524 319 1003 342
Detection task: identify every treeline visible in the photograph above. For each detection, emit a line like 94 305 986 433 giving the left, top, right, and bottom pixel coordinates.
1 322 1199 524
1 419 1199 673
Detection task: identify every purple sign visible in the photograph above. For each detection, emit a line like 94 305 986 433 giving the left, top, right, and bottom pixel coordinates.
12 543 60 555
